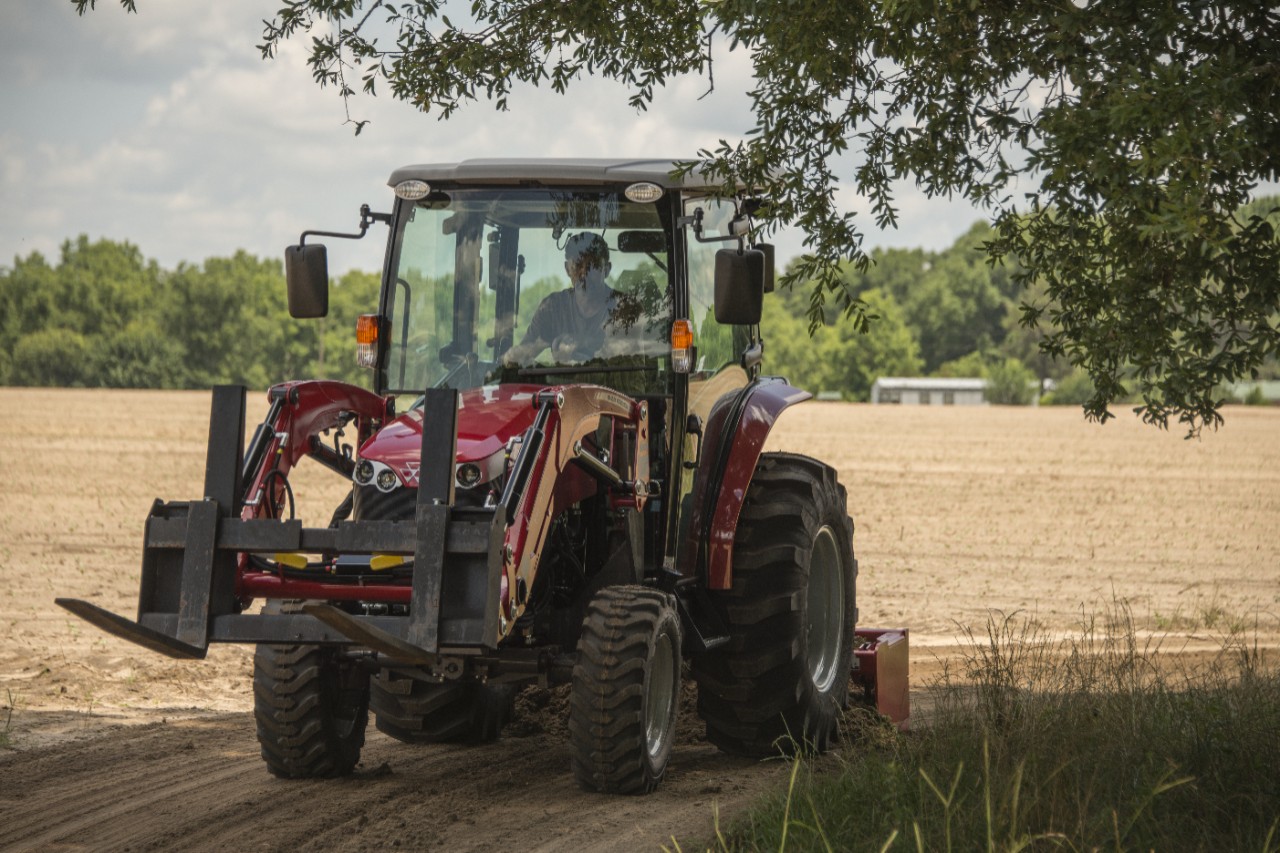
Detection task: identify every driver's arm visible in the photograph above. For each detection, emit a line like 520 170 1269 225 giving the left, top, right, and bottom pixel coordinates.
501 292 559 365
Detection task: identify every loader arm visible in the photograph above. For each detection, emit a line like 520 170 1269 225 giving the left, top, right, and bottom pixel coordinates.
497 385 650 627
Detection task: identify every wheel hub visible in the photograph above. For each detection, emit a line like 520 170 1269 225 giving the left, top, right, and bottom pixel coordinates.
806 525 844 693
645 632 676 758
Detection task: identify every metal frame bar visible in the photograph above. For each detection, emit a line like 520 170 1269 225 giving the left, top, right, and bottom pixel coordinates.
408 387 459 652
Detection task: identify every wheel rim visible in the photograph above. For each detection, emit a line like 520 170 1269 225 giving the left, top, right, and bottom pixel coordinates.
644 632 676 758
806 525 845 693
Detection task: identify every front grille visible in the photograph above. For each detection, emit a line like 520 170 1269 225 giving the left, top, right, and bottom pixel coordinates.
353 484 417 522
352 481 492 521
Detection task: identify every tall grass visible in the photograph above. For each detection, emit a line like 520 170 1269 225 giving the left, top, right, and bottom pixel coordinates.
693 604 1280 852
1 688 15 749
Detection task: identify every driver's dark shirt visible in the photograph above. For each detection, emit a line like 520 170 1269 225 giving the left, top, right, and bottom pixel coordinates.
519 288 618 355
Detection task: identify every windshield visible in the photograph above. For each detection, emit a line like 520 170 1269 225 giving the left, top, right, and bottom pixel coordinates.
382 188 672 396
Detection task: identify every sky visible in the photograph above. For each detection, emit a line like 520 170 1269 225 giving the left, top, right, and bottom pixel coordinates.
0 2 993 277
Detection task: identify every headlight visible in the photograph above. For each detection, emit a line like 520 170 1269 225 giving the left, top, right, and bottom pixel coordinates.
354 459 402 493
456 463 483 489
376 468 399 492
624 182 663 203
394 180 430 200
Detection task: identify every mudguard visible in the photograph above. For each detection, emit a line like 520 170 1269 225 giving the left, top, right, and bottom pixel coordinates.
260 380 390 469
240 379 390 522
680 377 812 589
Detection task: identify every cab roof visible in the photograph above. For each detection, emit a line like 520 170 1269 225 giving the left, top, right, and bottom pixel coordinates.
387 158 719 190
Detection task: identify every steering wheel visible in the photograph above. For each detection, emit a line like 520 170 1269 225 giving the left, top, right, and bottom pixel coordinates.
551 333 595 364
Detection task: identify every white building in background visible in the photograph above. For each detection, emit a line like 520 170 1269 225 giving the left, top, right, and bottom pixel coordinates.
1227 380 1280 402
870 377 987 405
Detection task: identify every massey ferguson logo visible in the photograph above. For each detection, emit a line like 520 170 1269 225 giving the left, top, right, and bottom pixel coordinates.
398 461 420 485
592 390 631 414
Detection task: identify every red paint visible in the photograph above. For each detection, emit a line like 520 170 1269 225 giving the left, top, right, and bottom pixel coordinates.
236 380 392 598
268 380 390 469
239 380 389 526
853 628 910 731
241 572 410 603
358 384 543 487
497 385 644 620
238 382 643 621
691 376 808 584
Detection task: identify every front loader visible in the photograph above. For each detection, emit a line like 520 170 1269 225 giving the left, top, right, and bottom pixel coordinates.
58 158 908 793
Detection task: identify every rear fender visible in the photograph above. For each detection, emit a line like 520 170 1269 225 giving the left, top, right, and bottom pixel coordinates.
681 378 811 589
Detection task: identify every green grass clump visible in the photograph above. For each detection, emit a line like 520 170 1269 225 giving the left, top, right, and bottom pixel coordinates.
692 604 1279 852
1 688 15 749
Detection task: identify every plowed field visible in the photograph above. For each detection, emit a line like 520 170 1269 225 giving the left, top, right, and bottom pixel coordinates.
2 388 1277 851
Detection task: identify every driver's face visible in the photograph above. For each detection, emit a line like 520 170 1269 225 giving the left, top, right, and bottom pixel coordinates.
565 256 609 287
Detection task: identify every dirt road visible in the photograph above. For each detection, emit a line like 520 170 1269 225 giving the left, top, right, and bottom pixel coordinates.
2 389 1276 851
0 700 782 852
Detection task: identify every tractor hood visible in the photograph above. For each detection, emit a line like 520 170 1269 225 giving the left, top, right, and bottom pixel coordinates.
357 384 543 488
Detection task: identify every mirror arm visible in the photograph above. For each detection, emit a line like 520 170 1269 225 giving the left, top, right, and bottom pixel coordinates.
298 204 391 246
680 206 755 245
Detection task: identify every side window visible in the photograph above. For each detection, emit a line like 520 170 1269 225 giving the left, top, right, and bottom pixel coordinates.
683 198 743 375
385 205 456 393
682 196 752 420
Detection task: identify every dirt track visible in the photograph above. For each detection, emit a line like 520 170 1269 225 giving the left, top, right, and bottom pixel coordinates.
2 389 1277 851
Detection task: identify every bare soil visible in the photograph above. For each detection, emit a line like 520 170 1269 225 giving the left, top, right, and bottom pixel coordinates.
1 388 1277 851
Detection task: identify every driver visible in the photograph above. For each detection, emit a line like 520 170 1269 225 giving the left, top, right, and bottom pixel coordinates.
503 232 619 365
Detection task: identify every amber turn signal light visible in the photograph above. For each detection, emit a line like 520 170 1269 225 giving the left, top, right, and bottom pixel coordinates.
671 319 693 373
356 314 379 368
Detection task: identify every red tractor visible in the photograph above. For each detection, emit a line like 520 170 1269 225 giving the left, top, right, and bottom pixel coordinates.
59 159 907 793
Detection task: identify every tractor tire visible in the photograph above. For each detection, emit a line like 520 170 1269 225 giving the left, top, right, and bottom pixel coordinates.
569 585 682 795
369 669 517 744
693 452 856 758
253 633 370 778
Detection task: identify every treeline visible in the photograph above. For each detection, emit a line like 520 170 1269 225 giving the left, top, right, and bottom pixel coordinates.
0 237 378 390
764 221 1054 404
4 204 1276 401
766 196 1280 405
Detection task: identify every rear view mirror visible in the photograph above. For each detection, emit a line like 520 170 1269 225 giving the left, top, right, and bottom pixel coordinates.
714 248 765 325
617 231 667 253
285 244 329 318
753 243 776 294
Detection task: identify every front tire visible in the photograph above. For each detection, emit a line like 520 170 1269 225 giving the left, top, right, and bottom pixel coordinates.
693 452 857 757
253 640 370 778
569 586 683 794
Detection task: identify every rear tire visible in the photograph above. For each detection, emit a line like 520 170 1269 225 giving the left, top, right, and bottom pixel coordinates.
370 670 516 744
693 453 856 757
253 634 369 778
569 586 682 794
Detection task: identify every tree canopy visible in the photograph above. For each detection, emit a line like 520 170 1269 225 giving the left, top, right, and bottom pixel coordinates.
0 237 378 390
5 225 1275 405
77 0 1280 433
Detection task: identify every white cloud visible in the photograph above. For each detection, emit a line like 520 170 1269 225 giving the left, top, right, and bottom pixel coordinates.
0 2 989 275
